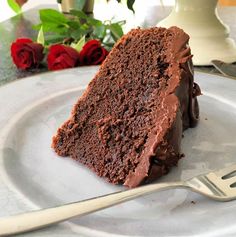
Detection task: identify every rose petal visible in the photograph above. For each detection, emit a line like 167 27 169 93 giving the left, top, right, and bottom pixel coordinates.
15 38 33 44
47 44 80 71
79 39 109 66
81 40 101 52
10 38 44 70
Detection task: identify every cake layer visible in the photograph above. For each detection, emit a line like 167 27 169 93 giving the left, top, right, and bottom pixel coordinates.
52 27 201 188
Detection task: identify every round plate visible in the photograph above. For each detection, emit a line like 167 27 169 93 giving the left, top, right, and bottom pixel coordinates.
0 67 236 237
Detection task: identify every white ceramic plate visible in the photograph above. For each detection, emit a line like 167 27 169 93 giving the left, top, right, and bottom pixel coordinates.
0 67 236 237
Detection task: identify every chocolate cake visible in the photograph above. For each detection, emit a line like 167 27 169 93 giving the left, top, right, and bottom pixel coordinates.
52 26 201 188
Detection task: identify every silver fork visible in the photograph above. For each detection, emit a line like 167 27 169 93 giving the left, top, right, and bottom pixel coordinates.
1 165 236 236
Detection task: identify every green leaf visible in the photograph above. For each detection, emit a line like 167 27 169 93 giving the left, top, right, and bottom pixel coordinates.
32 23 42 30
38 22 69 34
71 35 86 52
69 29 83 40
33 6 126 51
39 9 68 25
74 0 86 11
67 21 81 29
87 18 103 27
34 9 71 43
37 26 45 45
68 23 91 40
7 0 21 13
108 23 124 41
44 34 67 45
93 25 106 39
127 0 135 12
70 9 88 20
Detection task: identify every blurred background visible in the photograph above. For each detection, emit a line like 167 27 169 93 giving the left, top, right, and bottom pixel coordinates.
1 0 236 26
1 0 236 25
1 0 176 22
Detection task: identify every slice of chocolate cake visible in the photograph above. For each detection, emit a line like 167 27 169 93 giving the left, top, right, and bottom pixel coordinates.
52 26 201 188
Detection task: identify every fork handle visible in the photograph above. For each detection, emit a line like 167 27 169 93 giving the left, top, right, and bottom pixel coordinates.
0 181 184 236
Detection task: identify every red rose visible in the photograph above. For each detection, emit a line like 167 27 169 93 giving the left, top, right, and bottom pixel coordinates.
47 44 80 71
11 38 44 70
79 40 109 66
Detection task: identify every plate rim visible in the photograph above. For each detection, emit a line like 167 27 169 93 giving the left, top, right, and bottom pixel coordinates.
0 69 235 237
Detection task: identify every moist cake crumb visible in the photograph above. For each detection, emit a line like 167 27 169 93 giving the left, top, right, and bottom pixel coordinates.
52 26 201 188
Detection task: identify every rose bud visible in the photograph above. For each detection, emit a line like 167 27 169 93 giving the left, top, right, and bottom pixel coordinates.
79 40 109 66
47 44 80 71
11 38 44 70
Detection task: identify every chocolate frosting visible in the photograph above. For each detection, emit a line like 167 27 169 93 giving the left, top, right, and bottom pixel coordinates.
124 27 201 187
